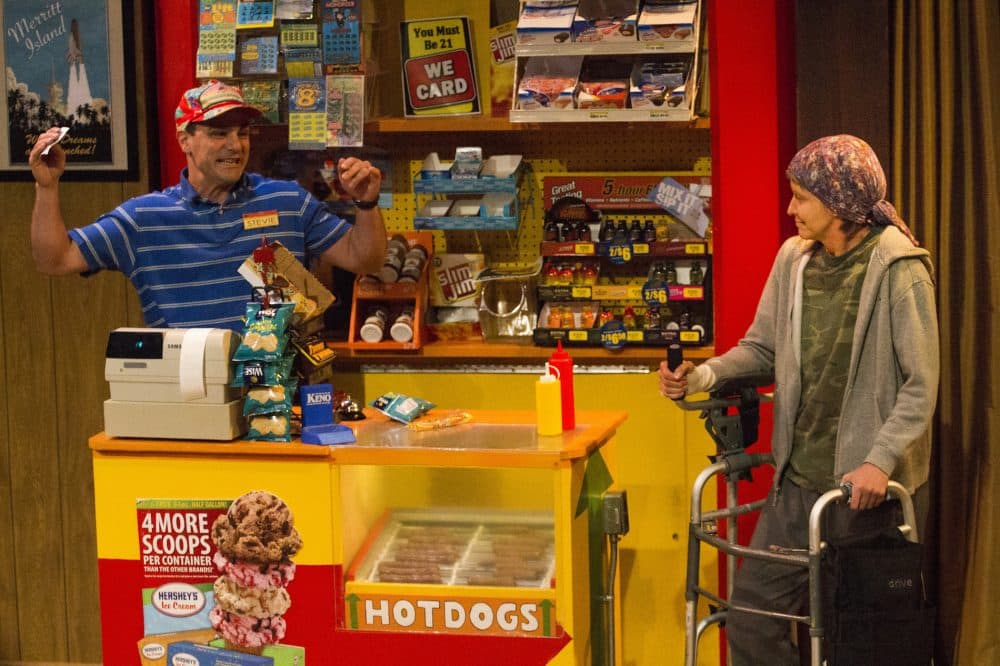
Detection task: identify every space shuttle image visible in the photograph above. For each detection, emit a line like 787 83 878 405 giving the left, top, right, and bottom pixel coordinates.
65 18 93 119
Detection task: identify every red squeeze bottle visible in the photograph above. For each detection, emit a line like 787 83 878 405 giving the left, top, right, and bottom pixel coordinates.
549 340 575 431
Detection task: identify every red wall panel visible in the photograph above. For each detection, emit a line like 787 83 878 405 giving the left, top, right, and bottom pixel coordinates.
154 1 198 188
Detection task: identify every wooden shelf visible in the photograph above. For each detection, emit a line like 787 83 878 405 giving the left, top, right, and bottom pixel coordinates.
366 117 520 133
326 338 713 369
364 115 709 133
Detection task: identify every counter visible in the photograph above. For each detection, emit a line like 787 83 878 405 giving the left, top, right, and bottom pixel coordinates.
91 409 627 665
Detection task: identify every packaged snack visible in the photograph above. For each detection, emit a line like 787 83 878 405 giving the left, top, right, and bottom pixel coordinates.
408 410 472 431
243 381 297 417
368 392 435 424
246 413 293 442
233 303 295 362
231 351 297 388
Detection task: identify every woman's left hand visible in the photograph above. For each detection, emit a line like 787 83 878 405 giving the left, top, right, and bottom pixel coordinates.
841 462 890 510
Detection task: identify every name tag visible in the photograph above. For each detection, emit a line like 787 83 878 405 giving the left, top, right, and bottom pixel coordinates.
243 211 279 230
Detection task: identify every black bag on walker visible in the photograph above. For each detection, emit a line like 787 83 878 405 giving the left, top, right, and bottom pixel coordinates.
821 527 935 665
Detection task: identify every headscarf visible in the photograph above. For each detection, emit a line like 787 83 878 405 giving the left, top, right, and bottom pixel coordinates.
786 135 919 246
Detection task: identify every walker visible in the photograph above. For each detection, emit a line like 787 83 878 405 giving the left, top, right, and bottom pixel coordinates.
672 376 921 666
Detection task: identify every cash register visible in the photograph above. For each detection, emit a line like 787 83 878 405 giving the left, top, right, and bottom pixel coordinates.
103 328 246 440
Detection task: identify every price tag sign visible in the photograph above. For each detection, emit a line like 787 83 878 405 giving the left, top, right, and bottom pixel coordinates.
643 279 670 306
607 241 633 265
600 320 628 350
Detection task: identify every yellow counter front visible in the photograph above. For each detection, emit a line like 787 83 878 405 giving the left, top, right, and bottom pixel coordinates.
91 409 627 665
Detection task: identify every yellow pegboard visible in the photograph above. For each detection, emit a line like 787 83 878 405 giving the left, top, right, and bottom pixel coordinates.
368 124 711 267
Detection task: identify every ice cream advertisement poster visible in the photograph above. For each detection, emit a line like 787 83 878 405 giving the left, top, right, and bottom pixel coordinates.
136 492 306 661
0 0 134 175
137 498 228 634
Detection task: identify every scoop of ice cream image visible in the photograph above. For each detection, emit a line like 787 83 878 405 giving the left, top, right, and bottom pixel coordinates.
209 491 301 654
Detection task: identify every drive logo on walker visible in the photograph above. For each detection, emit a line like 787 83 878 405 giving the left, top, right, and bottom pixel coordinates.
301 383 334 427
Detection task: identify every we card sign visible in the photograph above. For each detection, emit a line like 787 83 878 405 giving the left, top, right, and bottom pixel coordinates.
400 16 480 117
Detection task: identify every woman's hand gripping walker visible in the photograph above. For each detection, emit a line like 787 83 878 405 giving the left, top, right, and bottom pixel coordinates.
662 344 774 482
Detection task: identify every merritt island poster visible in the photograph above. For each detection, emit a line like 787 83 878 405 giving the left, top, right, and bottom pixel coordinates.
0 0 131 174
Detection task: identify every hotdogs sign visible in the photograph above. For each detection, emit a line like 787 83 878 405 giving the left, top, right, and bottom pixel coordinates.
344 593 559 637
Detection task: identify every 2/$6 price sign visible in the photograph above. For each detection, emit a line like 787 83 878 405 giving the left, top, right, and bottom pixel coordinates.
400 16 481 117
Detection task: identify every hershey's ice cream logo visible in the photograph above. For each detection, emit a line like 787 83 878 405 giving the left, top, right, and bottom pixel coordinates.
306 392 332 405
151 582 206 618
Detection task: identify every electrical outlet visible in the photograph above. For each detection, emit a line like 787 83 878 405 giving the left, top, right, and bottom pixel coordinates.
602 490 630 536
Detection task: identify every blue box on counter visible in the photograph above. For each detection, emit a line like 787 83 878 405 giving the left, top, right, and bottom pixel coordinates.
167 641 273 665
300 383 334 428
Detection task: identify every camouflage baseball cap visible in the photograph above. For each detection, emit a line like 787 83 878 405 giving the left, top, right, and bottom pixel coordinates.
175 79 261 131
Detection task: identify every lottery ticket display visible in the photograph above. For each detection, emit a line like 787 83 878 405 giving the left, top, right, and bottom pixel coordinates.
195 0 365 146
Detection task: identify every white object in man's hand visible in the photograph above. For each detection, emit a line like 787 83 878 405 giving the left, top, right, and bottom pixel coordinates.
41 127 70 156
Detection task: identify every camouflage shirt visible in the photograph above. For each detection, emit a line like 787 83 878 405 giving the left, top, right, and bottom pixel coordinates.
787 228 882 491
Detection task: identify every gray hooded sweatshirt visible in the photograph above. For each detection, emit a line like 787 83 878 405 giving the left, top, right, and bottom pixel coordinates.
703 225 939 493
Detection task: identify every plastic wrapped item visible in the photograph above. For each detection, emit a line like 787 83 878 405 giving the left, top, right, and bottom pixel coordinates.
408 410 473 431
517 56 583 110
369 392 436 424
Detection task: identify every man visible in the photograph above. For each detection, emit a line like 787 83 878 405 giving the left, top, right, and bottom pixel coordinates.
660 135 939 663
28 79 385 331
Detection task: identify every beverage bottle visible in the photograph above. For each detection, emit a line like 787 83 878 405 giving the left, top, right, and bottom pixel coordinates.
548 340 576 431
543 218 560 242
643 219 658 243
598 218 613 242
613 220 628 243
689 260 704 285
535 363 563 436
628 219 643 242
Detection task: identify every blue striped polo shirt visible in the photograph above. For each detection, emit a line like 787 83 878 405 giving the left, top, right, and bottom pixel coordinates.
68 170 349 331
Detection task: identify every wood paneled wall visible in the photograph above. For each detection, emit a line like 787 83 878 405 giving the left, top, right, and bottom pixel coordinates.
0 3 152 661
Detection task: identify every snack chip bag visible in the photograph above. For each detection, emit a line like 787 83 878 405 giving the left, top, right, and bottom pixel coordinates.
243 380 298 417
233 302 295 362
246 412 293 442
232 350 297 388
368 392 436 424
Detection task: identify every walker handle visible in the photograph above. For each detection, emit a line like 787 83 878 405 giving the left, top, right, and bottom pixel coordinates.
667 343 684 372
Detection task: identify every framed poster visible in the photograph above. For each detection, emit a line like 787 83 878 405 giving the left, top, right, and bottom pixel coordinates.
0 0 140 180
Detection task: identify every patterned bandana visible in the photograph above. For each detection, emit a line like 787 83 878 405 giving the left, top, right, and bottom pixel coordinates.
786 134 919 246
175 79 261 131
